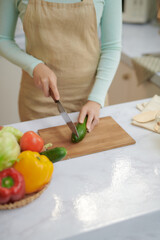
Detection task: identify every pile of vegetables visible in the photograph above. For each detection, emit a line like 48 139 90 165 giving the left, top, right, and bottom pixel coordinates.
0 126 67 204
0 117 88 205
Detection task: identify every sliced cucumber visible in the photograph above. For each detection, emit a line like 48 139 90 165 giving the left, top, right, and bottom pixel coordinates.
71 116 87 143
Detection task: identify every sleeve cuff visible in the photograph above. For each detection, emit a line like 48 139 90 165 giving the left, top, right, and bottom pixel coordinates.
25 60 44 77
87 95 105 108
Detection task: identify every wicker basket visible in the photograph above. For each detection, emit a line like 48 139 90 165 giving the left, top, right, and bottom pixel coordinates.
0 184 49 210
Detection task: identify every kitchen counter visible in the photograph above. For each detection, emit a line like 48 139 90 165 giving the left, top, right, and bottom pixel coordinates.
122 22 160 87
122 22 160 59
1 99 160 240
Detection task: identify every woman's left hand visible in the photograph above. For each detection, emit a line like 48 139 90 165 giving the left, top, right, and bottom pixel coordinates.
78 101 101 132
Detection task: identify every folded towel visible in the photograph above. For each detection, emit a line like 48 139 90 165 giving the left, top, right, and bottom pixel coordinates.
132 95 160 133
136 102 148 111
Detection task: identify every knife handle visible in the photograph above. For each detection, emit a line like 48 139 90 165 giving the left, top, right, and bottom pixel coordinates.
49 88 59 103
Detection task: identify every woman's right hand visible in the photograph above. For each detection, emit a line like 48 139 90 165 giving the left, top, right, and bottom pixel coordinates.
33 63 60 100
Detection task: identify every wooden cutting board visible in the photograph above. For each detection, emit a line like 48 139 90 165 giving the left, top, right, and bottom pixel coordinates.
38 116 135 160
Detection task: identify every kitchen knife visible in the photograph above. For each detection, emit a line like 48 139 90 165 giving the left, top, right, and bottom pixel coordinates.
49 89 79 137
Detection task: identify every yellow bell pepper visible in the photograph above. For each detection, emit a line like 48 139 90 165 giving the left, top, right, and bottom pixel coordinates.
14 151 53 194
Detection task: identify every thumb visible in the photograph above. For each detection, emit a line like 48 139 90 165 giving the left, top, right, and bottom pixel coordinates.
78 108 87 124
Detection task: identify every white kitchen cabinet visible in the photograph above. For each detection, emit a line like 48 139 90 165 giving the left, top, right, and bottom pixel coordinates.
0 19 24 125
0 57 21 125
108 60 160 105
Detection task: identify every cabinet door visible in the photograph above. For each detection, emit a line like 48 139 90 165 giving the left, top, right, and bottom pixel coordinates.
0 58 21 124
108 61 160 105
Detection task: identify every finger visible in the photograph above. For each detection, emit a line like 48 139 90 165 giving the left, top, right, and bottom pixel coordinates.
42 78 49 97
86 112 94 132
35 79 42 89
78 108 87 124
50 79 60 101
89 118 99 132
50 86 60 101
53 87 60 101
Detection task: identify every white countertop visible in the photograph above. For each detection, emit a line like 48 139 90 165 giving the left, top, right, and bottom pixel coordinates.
122 22 160 87
121 22 160 65
122 22 160 58
1 99 160 240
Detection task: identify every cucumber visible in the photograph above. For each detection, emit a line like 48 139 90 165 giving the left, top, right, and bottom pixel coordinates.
40 147 67 163
71 116 87 143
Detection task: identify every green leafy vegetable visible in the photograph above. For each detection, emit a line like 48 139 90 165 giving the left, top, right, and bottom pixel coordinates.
0 132 20 171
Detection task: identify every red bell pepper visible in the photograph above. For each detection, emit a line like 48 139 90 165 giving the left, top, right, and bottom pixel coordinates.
0 168 25 204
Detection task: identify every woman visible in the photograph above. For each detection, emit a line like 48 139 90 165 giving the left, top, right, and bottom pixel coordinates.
0 0 122 132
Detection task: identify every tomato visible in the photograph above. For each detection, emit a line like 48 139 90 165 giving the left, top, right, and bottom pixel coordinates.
20 131 44 152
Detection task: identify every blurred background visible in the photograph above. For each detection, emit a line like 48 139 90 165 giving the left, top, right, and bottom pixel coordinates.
0 0 160 125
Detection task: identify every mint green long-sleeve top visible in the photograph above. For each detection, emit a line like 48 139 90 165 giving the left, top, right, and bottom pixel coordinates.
0 0 122 107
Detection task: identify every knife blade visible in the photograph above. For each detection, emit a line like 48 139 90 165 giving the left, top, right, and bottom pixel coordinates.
49 89 79 137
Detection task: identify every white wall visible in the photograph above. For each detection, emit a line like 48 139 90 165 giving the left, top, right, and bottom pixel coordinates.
0 19 25 125
0 58 21 125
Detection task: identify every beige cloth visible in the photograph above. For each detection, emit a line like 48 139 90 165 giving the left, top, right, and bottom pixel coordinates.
19 0 100 121
132 95 160 133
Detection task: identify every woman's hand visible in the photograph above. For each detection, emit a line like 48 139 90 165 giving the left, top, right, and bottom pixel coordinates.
78 101 101 132
33 63 60 100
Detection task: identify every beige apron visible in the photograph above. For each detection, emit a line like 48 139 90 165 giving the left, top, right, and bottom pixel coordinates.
19 0 100 121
